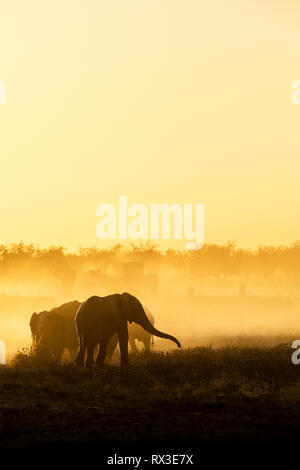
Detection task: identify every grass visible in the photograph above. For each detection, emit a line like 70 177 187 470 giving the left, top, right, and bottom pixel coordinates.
1 344 300 454
9 342 298 392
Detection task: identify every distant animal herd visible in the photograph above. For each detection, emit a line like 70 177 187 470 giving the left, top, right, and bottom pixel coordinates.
30 293 181 368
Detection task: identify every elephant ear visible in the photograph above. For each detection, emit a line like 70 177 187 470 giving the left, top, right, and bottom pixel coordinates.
121 292 133 303
121 292 137 322
121 292 146 323
122 292 131 298
121 292 131 310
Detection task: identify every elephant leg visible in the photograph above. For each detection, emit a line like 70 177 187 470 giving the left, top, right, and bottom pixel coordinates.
143 336 151 352
86 340 97 367
129 337 138 353
75 333 86 366
96 338 110 367
105 334 118 363
118 325 129 369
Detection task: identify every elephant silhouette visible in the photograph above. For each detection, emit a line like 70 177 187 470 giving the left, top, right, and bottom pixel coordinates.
30 300 81 361
75 293 181 368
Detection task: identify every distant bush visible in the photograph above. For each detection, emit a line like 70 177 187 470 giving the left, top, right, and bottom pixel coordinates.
1 240 300 281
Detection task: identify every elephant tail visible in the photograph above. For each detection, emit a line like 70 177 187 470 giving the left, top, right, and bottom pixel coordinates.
151 335 154 346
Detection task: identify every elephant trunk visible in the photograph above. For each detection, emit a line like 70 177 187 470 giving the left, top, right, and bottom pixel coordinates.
137 315 181 348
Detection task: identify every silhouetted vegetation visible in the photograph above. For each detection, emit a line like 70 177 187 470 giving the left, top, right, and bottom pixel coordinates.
1 240 300 282
1 344 300 452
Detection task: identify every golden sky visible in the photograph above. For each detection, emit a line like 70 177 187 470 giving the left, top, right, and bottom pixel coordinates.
0 0 299 250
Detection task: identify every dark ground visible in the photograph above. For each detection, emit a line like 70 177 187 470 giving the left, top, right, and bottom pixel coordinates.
1 346 300 465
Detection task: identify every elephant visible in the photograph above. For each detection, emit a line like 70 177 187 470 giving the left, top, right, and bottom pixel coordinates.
75 293 181 368
30 310 65 360
53 263 77 298
30 300 81 361
143 274 158 296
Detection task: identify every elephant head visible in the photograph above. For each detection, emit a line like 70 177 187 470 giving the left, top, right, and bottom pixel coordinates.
29 311 47 348
30 312 39 337
121 292 181 348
